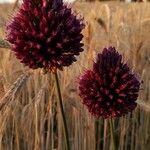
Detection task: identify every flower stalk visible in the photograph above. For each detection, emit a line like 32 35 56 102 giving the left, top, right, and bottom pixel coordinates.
53 70 70 150
109 118 117 150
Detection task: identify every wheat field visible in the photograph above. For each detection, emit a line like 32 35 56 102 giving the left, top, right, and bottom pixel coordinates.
0 1 150 150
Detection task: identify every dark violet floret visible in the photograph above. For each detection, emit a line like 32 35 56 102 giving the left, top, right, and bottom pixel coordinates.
79 47 141 118
6 0 85 71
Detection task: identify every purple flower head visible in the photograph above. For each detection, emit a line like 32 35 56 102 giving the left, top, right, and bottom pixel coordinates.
79 47 141 118
6 0 85 71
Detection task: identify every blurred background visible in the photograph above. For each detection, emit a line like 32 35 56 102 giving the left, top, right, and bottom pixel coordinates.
0 0 150 150
0 0 75 3
1 0 149 4
0 0 15 3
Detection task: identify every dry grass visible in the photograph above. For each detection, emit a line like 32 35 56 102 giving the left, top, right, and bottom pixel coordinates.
0 1 150 150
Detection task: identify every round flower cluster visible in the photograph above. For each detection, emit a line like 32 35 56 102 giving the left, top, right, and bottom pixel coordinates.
6 0 85 71
79 47 141 118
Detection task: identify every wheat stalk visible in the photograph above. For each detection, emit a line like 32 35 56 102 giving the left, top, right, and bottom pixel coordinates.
0 73 30 110
0 39 10 49
137 100 150 112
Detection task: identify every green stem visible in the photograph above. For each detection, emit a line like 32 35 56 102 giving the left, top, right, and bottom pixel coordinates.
109 118 117 150
53 71 70 150
95 120 99 150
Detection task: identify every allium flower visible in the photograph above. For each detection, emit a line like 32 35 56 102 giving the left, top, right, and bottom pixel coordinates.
6 0 84 70
79 47 141 118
